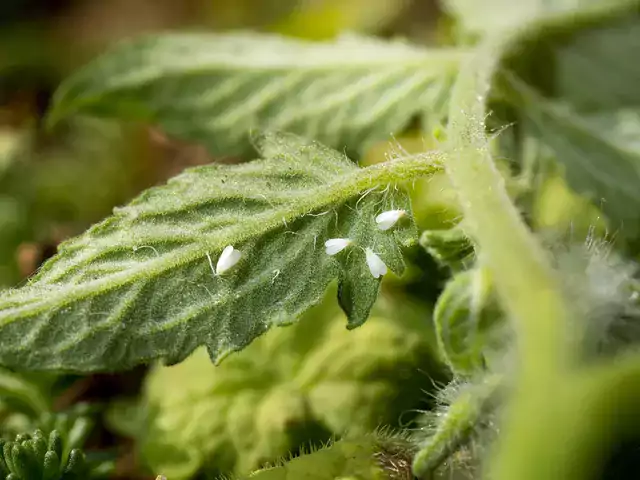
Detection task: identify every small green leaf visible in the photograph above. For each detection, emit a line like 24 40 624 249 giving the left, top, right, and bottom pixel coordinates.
65 417 93 456
10 444 38 480
48 33 465 156
419 226 474 271
0 428 105 480
42 451 60 480
0 440 8 476
61 449 87 479
434 268 502 376
29 431 48 464
48 432 63 462
0 132 438 372
3 442 15 473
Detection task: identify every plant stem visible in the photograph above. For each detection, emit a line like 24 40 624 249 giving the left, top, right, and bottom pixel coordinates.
446 37 573 384
441 37 576 480
498 351 640 480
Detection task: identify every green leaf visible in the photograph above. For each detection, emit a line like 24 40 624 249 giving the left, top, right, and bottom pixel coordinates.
48 32 464 156
0 132 438 372
0 427 108 480
512 81 640 233
498 12 640 234
433 268 502 376
139 292 438 477
502 12 640 125
419 226 474 271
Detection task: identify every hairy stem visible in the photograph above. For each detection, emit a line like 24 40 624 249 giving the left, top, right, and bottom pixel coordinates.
446 37 573 383
441 37 576 480
412 374 502 478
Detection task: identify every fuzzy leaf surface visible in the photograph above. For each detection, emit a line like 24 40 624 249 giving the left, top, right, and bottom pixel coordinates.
0 132 428 372
48 33 464 156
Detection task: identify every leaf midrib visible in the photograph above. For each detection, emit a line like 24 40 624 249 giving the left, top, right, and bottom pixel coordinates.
49 48 467 125
0 155 441 325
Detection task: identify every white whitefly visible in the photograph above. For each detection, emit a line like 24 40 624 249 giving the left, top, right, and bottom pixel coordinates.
375 209 406 231
216 245 242 275
365 248 387 278
324 238 353 255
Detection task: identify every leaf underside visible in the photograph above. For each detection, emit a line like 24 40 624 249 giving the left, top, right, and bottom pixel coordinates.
48 32 462 156
0 132 417 372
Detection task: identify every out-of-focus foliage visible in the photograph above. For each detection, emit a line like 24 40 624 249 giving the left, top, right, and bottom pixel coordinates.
247 432 415 479
0 424 112 480
432 268 503 376
0 119 154 287
511 79 640 235
497 2 640 239
419 227 473 271
273 0 410 39
532 174 607 238
47 33 463 158
107 290 443 478
0 368 52 423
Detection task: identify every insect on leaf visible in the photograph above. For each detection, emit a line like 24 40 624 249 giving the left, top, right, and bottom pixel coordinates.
0 132 433 372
